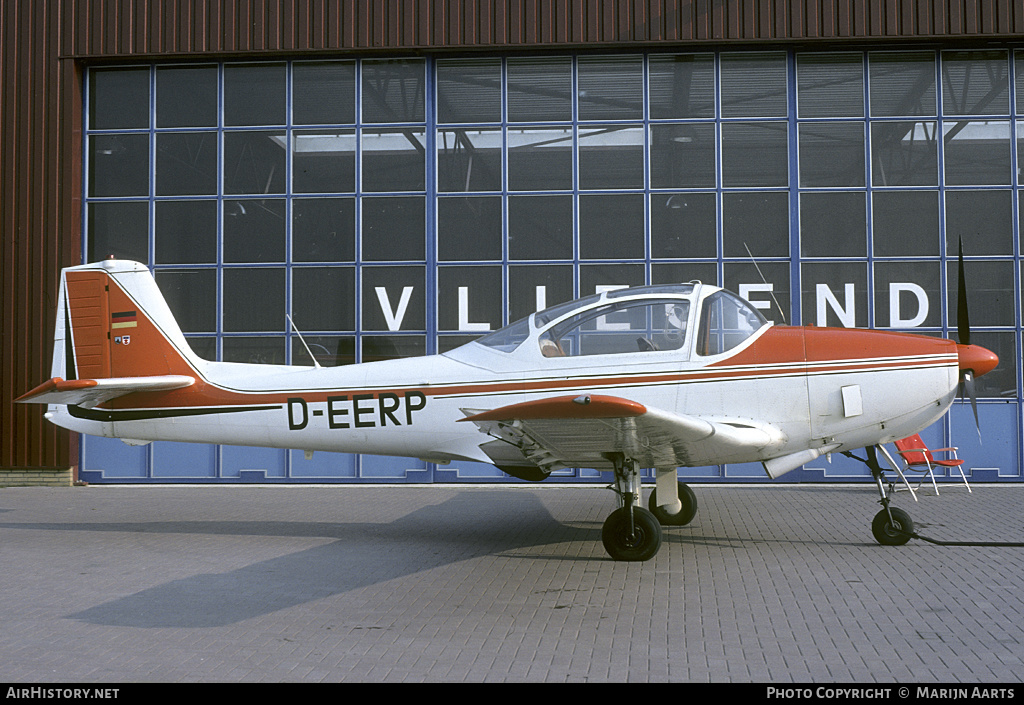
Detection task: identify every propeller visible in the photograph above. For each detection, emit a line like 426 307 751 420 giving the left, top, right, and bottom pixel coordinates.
954 237 999 437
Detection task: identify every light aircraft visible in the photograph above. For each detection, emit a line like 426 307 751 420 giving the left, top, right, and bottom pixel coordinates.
18 257 998 561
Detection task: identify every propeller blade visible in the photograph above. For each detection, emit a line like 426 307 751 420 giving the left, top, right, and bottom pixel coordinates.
960 369 981 439
957 237 970 347
955 237 983 438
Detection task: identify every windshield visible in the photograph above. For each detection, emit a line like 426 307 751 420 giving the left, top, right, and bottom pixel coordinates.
475 316 532 352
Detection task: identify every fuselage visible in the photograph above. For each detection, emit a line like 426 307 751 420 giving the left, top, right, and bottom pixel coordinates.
46 278 966 474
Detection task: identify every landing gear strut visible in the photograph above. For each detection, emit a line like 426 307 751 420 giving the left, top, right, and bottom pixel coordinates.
601 455 662 561
863 445 915 546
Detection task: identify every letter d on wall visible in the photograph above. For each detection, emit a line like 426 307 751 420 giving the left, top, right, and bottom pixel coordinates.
889 282 929 328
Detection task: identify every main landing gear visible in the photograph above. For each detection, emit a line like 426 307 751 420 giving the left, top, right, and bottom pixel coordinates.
601 456 698 561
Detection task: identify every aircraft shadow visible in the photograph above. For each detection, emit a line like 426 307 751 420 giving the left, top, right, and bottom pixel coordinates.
5 491 593 628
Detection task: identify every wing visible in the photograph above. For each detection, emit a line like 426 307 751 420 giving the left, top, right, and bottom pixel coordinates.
16 375 195 408
459 394 786 476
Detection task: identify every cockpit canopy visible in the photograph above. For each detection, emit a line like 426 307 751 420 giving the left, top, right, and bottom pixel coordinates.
474 283 768 359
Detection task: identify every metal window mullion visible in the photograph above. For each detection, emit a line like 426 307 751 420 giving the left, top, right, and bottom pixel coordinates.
787 51 801 326
425 56 438 356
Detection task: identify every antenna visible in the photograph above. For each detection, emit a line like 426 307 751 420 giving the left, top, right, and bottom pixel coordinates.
743 242 787 324
287 314 322 369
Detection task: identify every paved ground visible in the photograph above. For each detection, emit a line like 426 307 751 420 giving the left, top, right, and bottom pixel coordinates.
1 482 1023 683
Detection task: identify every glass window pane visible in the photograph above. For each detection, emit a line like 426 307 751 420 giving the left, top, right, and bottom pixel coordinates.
943 120 1011 186
224 63 286 126
292 266 356 332
722 193 789 258
871 121 938 186
507 57 572 122
438 266 503 332
798 122 865 187
720 52 788 118
958 331 1015 397
437 129 501 192
155 132 218 196
946 260 1015 327
579 194 644 260
873 261 941 328
88 201 149 263
224 131 286 194
652 261 719 287
438 196 502 261
361 129 426 192
578 126 644 189
223 267 285 332
800 192 866 257
797 53 864 118
362 335 426 362
580 264 645 295
437 58 501 123
651 192 716 259
869 52 937 117
292 197 355 262
362 60 425 123
88 134 149 197
184 337 216 361
650 123 716 188
872 191 940 257
722 261 790 325
721 122 788 187
223 337 286 364
155 269 217 333
945 190 1013 256
801 262 868 328
294 61 355 125
508 264 574 321
508 128 573 191
361 197 425 261
649 54 715 119
156 65 217 127
293 130 356 194
508 195 573 260
361 266 426 331
90 67 150 129
941 50 1009 116
155 200 217 264
291 335 356 367
577 56 643 121
223 198 285 263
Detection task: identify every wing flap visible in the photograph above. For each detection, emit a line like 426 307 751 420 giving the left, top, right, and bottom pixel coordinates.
16 375 195 408
461 394 785 471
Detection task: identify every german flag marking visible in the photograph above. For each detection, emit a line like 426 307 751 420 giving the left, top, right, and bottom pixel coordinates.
111 311 138 329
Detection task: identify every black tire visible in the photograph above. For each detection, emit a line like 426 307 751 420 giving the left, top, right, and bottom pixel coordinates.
602 507 663 561
648 481 698 526
872 507 914 546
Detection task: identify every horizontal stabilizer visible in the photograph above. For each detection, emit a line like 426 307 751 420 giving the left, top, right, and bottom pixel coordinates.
16 375 195 408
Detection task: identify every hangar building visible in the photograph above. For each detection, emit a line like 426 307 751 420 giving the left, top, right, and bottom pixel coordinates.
2 1 1022 485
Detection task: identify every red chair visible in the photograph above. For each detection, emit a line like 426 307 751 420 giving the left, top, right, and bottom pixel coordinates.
893 434 972 495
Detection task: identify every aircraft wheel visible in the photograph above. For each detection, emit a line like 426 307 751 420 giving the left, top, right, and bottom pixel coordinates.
648 482 698 526
871 507 914 546
602 507 662 561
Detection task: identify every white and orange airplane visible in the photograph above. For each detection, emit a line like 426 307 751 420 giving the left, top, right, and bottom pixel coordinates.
18 258 999 560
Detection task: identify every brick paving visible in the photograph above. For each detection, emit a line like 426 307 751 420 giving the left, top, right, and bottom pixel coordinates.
1 482 1022 683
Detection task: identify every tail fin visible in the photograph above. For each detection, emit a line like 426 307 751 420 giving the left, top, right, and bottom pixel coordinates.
17 260 198 406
